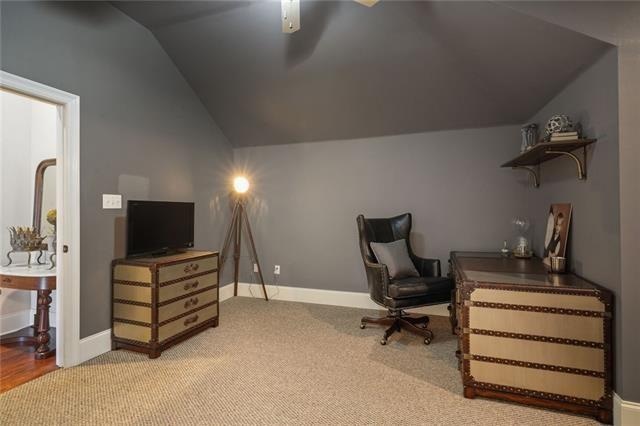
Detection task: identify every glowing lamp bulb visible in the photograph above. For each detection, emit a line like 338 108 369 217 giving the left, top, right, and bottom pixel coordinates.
233 176 250 194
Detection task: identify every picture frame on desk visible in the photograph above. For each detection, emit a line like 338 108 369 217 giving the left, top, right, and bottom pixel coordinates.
543 203 572 267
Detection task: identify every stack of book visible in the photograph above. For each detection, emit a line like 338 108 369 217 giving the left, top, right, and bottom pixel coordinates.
550 131 579 142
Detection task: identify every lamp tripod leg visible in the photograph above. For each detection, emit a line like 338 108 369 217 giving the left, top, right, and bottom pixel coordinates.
220 201 240 289
241 206 269 301
233 204 242 297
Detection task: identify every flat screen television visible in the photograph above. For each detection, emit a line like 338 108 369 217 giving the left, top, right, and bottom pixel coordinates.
126 200 194 257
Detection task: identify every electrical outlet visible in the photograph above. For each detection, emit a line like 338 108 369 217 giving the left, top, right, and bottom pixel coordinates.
102 194 122 209
274 265 281 275
253 263 259 273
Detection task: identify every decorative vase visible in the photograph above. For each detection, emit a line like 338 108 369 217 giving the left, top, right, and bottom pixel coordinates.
511 217 532 258
521 124 538 152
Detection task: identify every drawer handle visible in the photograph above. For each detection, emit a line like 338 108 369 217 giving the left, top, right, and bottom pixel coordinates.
183 280 199 291
184 297 199 309
184 314 199 326
183 263 200 274
1 277 11 284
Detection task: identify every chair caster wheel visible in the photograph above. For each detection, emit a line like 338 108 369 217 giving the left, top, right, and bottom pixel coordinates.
424 337 432 345
360 323 365 329
380 338 387 345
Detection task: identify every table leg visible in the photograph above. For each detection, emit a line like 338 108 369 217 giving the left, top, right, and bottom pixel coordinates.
34 289 54 359
32 309 41 336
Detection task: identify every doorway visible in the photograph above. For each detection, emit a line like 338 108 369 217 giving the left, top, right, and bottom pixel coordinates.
0 71 81 392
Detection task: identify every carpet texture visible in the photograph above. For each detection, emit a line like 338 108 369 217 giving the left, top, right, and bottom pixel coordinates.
0 297 599 425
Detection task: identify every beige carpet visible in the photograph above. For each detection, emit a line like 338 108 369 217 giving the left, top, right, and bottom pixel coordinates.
0 297 599 425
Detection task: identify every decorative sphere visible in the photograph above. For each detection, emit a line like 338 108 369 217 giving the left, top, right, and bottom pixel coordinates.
233 176 250 194
545 114 573 137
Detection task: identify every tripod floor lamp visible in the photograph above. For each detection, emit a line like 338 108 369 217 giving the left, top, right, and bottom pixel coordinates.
220 176 268 301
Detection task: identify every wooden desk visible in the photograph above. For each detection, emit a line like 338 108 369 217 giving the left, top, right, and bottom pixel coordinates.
449 251 613 424
0 265 56 359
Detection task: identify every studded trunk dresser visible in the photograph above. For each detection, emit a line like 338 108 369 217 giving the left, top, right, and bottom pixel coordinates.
112 251 219 358
448 252 613 424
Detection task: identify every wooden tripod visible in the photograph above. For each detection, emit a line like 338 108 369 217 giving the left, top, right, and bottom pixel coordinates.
219 197 268 301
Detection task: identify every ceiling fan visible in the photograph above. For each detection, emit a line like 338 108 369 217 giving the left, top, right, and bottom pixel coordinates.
281 0 379 33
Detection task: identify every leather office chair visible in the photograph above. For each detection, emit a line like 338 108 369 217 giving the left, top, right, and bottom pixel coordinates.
357 213 453 345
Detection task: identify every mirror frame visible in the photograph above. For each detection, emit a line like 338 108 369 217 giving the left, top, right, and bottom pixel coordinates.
33 158 56 235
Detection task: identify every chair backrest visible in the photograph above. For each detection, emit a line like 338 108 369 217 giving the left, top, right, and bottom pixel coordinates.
356 213 413 265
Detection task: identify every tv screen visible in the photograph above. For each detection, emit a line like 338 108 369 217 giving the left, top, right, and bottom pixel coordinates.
126 200 194 257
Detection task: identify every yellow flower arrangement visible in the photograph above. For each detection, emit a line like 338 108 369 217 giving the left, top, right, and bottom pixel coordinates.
47 209 57 226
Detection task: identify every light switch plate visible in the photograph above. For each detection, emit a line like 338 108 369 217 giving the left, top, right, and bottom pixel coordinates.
102 194 122 209
274 265 281 275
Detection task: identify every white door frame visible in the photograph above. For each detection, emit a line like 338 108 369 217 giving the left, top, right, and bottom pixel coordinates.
0 70 81 367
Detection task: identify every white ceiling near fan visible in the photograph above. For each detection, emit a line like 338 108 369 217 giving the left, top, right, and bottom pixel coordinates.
282 0 378 34
281 0 300 33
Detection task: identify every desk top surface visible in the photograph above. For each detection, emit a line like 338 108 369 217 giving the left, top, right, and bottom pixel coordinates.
450 251 599 291
0 264 56 278
114 250 218 267
0 264 56 290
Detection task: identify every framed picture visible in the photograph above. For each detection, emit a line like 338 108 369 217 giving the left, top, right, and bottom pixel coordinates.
543 203 572 266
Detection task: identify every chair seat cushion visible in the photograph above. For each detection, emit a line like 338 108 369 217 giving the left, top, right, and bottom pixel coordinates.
388 276 453 299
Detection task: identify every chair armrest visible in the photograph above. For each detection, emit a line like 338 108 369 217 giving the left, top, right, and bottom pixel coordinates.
412 256 441 277
363 259 390 299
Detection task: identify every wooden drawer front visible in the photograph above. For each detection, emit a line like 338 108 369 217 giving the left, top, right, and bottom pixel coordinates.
470 288 604 312
159 272 218 302
114 265 152 283
114 284 151 304
159 289 218 323
114 322 151 343
469 334 604 372
158 256 217 283
469 360 605 401
469 307 604 342
159 304 217 342
113 303 151 323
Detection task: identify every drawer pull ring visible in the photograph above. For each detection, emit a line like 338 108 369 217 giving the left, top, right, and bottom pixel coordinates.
184 297 200 309
183 280 199 291
184 314 199 326
184 263 201 274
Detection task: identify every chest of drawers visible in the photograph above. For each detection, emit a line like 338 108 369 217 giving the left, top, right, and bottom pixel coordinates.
112 251 219 358
449 252 613 424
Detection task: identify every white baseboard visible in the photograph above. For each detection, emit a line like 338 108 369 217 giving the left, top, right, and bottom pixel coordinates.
78 329 111 364
0 309 32 335
220 282 450 316
615 392 640 426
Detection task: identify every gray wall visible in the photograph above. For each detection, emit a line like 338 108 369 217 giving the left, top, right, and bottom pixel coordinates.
524 48 624 394
233 125 529 291
1 2 234 338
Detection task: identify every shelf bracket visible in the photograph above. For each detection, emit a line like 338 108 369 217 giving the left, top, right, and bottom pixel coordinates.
512 166 540 188
545 147 587 180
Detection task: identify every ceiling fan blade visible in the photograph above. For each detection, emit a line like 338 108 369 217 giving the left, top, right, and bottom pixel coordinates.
281 0 300 33
354 0 380 7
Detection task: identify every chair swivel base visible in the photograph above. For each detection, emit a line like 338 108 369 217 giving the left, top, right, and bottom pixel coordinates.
360 310 434 345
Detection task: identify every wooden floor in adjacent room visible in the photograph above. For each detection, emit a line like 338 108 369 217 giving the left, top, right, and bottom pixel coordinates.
0 327 58 393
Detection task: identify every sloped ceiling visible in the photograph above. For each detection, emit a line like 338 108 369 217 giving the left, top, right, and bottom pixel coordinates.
113 1 611 147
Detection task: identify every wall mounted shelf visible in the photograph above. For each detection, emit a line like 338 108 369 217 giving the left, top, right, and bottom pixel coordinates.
501 139 596 188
